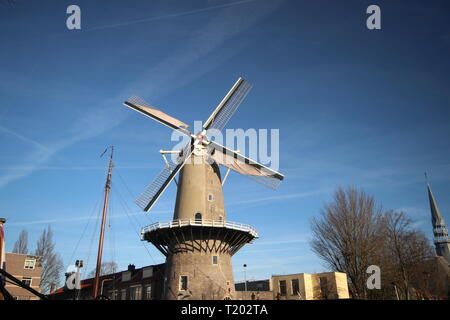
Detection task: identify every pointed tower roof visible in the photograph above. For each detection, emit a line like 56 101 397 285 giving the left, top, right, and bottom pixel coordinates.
427 182 445 227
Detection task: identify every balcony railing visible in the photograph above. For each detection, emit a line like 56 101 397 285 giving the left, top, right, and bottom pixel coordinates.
434 236 450 244
141 218 258 238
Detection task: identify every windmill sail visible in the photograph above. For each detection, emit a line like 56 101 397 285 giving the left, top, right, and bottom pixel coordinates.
204 78 252 132
124 76 285 213
136 143 194 212
208 141 284 189
124 96 190 136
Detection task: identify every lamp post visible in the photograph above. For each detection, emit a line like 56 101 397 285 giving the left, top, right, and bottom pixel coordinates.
243 264 247 299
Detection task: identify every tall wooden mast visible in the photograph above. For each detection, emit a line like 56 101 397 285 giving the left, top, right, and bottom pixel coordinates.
93 146 114 298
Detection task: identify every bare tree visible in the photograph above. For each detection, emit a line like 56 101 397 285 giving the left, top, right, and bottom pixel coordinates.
381 211 434 300
310 186 384 298
87 261 118 279
311 187 437 300
34 226 64 294
12 230 28 254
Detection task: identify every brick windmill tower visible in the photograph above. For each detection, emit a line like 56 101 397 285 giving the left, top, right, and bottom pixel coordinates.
123 78 284 300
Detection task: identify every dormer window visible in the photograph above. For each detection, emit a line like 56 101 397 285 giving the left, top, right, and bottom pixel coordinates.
122 271 131 282
24 259 36 270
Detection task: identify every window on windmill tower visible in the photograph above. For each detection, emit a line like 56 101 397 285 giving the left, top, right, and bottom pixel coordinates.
208 194 214 201
180 276 188 291
195 213 202 224
212 255 218 265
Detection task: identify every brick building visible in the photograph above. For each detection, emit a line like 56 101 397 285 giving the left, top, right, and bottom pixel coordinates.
4 253 43 300
235 272 350 300
51 263 165 300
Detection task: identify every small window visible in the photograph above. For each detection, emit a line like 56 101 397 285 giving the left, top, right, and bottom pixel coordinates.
208 194 214 201
279 280 287 296
22 277 32 286
291 279 300 295
24 259 36 270
212 256 218 265
195 213 202 224
145 285 152 300
319 277 328 299
180 276 188 291
129 286 142 300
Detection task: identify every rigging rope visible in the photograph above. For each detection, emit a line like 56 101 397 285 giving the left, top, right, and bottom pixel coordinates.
107 192 117 292
77 198 103 300
65 194 101 272
111 186 158 265
116 170 155 225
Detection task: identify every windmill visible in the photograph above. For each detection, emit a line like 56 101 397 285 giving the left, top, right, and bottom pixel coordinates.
124 77 284 300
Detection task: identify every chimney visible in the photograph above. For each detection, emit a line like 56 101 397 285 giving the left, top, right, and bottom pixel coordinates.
128 264 135 272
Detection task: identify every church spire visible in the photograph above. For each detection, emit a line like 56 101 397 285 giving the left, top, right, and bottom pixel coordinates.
425 173 450 263
426 178 445 229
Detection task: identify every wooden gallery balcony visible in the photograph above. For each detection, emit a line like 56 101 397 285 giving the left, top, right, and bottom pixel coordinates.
140 219 258 256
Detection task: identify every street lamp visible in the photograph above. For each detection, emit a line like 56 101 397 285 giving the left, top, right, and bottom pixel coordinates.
243 264 247 299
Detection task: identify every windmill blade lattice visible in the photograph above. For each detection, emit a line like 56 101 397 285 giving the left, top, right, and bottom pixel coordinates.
205 79 252 132
136 143 194 211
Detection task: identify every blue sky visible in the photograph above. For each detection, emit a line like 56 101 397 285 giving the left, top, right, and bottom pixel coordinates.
1 0 450 283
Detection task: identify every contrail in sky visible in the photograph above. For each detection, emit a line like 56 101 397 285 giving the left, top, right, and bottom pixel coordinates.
0 125 51 154
88 0 259 31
